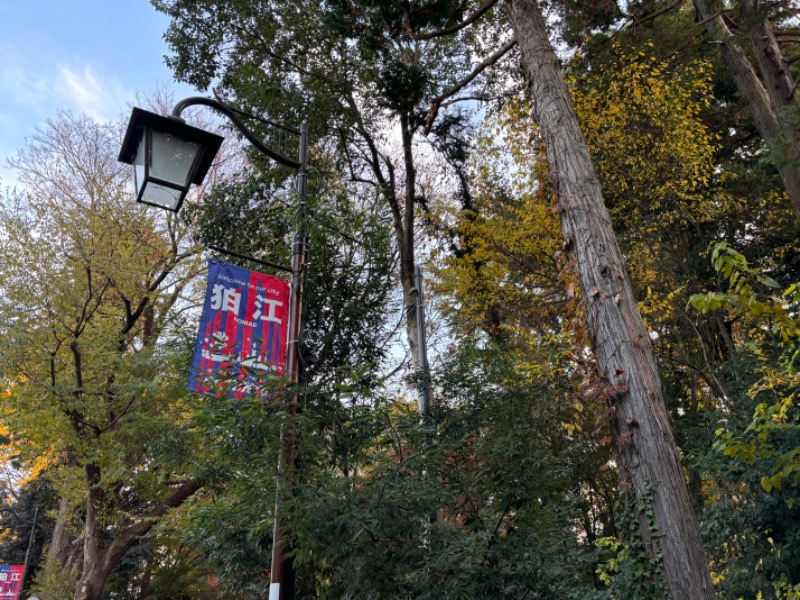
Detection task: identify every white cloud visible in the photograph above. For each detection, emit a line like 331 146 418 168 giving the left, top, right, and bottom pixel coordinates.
0 45 52 113
55 64 129 122
0 44 134 189
0 43 131 127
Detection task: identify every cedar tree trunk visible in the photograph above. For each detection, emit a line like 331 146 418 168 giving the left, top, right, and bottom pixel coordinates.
506 1 715 597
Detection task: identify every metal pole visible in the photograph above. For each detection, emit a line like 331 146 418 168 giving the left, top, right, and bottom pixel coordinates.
270 122 308 600
22 507 37 592
414 266 431 414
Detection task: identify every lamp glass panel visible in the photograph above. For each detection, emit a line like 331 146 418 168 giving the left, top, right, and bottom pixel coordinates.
133 139 146 195
141 182 183 211
149 130 202 186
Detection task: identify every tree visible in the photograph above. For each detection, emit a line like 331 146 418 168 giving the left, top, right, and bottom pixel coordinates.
505 1 715 597
692 0 800 218
0 477 54 594
152 0 518 385
687 243 800 596
432 102 624 595
0 111 208 600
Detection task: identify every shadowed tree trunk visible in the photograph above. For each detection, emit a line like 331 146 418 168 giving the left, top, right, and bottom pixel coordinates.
45 497 73 573
694 0 800 219
741 1 797 113
505 1 715 597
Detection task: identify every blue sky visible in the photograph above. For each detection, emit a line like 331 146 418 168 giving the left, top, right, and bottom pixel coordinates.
0 0 197 184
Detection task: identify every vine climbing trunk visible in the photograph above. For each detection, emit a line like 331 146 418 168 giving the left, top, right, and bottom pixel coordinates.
505 1 715 598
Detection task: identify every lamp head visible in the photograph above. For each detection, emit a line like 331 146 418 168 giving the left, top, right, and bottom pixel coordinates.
118 107 224 212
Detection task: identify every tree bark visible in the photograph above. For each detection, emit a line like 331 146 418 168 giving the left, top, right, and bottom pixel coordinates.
74 465 106 600
506 1 715 597
694 0 800 218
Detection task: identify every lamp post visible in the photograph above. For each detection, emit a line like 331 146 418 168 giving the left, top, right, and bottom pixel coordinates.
119 98 308 600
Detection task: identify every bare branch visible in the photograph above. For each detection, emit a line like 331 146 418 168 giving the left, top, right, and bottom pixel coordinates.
423 39 517 134
630 0 685 28
412 0 498 41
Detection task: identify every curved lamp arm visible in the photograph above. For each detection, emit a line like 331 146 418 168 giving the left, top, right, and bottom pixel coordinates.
171 97 302 170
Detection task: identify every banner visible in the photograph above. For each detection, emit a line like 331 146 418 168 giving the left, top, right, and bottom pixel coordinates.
0 565 23 600
189 260 290 400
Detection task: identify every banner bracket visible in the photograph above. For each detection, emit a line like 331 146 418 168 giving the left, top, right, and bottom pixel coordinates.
208 245 294 273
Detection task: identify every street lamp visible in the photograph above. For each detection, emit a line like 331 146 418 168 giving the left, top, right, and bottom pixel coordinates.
118 108 224 212
119 97 308 600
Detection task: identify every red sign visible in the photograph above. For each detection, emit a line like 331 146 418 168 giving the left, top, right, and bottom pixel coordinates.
189 260 290 400
0 565 23 600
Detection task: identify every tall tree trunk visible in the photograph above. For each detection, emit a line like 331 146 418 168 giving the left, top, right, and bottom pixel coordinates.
74 466 107 600
506 1 715 597
694 0 800 218
344 90 423 383
399 111 421 373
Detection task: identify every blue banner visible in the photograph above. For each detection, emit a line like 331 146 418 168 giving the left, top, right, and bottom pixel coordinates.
188 260 290 400
0 565 23 600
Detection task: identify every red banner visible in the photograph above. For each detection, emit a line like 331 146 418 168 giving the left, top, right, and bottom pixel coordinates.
0 565 23 600
189 260 290 401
